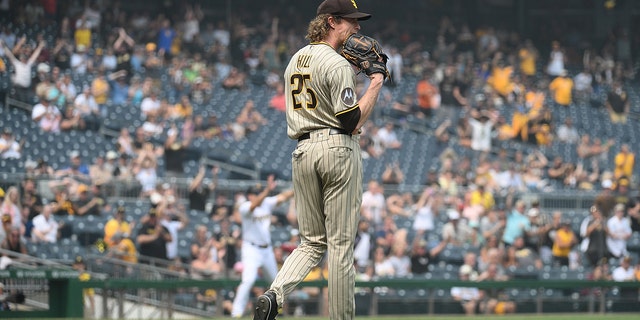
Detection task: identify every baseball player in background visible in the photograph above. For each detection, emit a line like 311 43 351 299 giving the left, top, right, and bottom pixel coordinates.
253 0 386 319
231 174 294 318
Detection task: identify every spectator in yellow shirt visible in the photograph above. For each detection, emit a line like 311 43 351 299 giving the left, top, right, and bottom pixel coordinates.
552 222 577 266
168 95 194 119
525 84 545 115
74 17 92 50
534 124 553 146
614 144 635 180
487 62 514 98
518 40 538 79
549 70 574 107
91 70 110 116
469 182 495 212
107 232 138 264
103 206 132 247
510 104 529 142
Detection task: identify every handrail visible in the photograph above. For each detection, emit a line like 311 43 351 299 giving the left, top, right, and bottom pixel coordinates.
4 96 33 112
3 263 640 317
69 277 640 316
0 170 608 199
0 248 68 268
85 253 193 280
64 278 640 291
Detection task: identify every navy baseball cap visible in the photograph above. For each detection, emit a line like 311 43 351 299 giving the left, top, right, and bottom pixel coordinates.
317 0 372 21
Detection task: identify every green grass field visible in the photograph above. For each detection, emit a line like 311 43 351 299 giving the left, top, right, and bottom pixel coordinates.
215 315 640 320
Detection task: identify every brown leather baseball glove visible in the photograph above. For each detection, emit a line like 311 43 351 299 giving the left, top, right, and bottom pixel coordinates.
339 33 390 79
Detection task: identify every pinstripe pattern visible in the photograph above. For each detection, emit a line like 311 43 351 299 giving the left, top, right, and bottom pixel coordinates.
286 43 357 140
269 40 362 320
270 132 362 320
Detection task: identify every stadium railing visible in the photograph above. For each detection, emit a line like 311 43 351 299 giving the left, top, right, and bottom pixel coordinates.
2 262 640 318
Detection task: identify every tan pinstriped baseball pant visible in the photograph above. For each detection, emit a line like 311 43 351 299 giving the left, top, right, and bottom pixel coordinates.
269 128 362 320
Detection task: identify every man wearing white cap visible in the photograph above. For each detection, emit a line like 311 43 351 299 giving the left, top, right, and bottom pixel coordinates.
31 91 62 133
104 150 118 174
606 203 632 259
451 265 482 315
0 128 20 159
442 209 474 246
594 178 616 216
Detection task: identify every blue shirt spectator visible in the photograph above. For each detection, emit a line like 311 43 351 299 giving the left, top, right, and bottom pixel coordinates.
157 19 176 54
130 49 143 73
59 150 90 176
502 200 530 246
110 76 130 105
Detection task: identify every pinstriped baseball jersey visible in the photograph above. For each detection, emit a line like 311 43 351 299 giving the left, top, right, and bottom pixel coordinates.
270 40 363 320
285 42 358 139
254 3 379 319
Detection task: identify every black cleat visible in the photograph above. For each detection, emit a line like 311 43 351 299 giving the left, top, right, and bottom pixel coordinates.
253 290 279 320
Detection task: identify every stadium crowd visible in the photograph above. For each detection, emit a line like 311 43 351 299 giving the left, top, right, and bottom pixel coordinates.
0 0 640 316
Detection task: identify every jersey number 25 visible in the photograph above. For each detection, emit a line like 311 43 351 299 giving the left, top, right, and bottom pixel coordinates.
290 74 318 110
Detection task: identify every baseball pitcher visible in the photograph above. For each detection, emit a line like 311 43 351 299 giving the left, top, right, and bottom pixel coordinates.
253 0 388 319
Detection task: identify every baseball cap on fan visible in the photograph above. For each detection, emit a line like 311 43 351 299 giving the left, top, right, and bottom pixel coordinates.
317 0 372 21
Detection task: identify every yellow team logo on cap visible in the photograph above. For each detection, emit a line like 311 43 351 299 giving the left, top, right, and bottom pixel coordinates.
351 0 358 9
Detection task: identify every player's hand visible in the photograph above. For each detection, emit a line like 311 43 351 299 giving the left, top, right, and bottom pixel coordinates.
266 174 276 191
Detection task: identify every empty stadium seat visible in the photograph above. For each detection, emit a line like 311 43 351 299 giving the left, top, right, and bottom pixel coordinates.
507 265 540 280
439 246 465 266
270 226 292 247
628 233 640 253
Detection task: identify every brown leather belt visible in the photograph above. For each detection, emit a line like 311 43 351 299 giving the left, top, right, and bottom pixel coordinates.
297 128 351 142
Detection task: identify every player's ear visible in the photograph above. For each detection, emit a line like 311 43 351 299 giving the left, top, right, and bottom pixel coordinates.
327 15 340 29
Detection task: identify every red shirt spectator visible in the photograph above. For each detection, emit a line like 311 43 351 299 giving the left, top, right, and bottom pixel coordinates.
269 83 286 112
